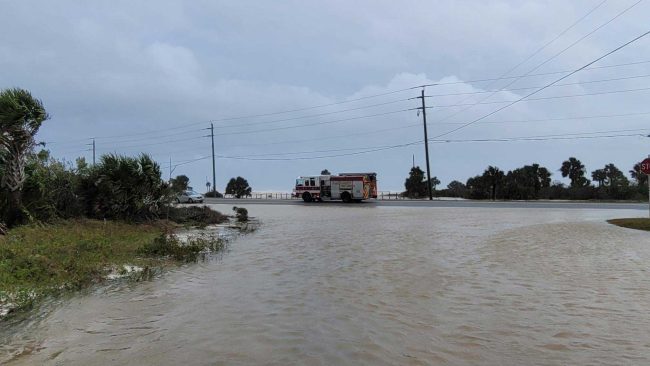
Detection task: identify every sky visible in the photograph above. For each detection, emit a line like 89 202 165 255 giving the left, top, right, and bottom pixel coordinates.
1 0 649 192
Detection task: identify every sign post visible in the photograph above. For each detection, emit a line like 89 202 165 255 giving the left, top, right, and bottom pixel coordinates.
641 156 650 218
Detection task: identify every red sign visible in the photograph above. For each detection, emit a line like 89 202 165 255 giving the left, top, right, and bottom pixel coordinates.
641 158 650 175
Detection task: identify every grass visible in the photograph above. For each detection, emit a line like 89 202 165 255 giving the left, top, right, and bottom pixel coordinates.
607 218 650 231
0 218 226 318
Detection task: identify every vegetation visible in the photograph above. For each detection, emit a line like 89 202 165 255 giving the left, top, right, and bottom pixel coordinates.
0 88 49 226
170 174 190 193
204 190 223 198
139 231 225 261
0 89 250 319
232 206 249 222
434 157 647 201
560 157 590 188
225 176 252 198
0 220 226 317
403 166 439 198
167 205 228 227
608 218 650 232
79 154 171 221
321 169 331 175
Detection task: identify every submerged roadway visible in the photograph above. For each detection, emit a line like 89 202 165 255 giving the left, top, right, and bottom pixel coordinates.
206 197 648 210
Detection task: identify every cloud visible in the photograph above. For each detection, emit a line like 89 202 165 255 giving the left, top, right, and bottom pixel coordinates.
1 0 649 191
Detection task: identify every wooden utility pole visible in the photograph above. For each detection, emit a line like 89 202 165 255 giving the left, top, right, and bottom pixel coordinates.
417 89 433 200
210 122 216 193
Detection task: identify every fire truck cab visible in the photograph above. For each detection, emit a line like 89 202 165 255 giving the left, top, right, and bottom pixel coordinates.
294 172 377 203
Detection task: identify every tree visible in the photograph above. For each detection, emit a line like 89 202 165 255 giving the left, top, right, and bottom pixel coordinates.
497 164 551 200
482 166 504 200
601 164 627 187
320 169 331 175
466 175 490 199
446 180 467 197
0 88 49 226
403 166 428 198
560 157 590 188
591 169 607 187
429 176 441 191
170 174 190 193
630 162 648 186
225 176 252 198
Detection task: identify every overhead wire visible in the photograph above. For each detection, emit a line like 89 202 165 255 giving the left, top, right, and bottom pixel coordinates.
431 30 650 139
429 0 644 126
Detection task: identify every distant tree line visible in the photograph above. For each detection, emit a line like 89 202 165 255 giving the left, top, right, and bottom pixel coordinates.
421 157 648 201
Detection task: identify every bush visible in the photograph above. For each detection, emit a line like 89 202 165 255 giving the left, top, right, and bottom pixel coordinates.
204 190 223 198
139 232 225 262
167 206 228 227
78 154 172 221
232 206 248 222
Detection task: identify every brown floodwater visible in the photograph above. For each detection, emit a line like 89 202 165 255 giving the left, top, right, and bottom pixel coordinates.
2 204 650 365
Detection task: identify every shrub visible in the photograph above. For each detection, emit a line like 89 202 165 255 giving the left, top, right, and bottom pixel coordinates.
204 190 223 198
232 206 248 222
78 154 172 221
139 232 225 262
167 206 228 227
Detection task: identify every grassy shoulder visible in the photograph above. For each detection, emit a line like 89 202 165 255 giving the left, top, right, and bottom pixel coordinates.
607 218 650 231
0 206 234 319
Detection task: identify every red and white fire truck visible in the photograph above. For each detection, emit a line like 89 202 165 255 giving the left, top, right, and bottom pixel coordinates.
293 172 378 202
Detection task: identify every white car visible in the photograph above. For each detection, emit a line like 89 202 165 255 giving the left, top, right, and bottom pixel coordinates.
176 190 204 204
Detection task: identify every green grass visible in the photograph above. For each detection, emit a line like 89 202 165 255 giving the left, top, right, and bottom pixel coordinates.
0 220 162 291
0 219 226 318
607 218 650 232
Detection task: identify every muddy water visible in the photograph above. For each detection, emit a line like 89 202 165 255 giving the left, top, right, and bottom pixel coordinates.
2 205 650 365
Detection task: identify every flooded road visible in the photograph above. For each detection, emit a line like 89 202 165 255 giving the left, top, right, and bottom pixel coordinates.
2 205 650 365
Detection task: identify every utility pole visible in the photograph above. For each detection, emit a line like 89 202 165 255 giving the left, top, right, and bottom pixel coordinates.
210 122 216 193
417 88 433 200
86 138 96 165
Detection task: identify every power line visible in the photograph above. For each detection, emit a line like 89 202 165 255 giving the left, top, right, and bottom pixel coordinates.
211 98 412 129
432 29 650 139
430 0 644 125
438 111 650 125
95 135 207 151
211 108 414 137
40 58 650 147
483 0 608 82
428 86 650 109
424 73 650 98
445 0 608 110
422 59 650 87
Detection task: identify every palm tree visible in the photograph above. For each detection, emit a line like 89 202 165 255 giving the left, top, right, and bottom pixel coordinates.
630 163 648 185
591 169 607 187
482 166 504 200
560 157 589 188
0 88 49 225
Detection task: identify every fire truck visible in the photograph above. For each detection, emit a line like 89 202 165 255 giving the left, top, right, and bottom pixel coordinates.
293 172 378 202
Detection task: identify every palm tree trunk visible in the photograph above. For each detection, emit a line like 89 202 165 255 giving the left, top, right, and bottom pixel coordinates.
7 188 24 226
1 146 28 226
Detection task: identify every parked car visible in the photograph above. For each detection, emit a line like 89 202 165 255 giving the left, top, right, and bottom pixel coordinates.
176 190 204 203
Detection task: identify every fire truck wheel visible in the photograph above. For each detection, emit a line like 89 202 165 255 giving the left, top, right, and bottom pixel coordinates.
302 192 313 202
341 192 352 203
